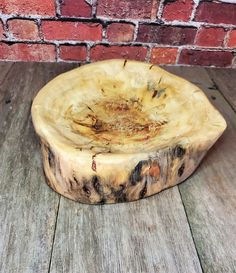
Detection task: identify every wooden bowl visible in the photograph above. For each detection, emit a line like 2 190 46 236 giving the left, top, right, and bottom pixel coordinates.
31 60 226 204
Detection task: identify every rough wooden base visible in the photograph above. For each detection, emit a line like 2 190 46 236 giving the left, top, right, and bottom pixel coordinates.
41 140 208 204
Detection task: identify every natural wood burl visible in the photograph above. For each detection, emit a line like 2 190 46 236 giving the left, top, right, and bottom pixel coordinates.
31 60 226 204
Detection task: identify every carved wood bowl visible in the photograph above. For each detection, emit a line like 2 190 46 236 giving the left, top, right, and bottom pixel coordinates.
31 59 226 204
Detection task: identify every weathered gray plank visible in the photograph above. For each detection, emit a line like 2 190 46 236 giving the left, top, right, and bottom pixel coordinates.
207 68 236 112
166 66 236 273
0 62 14 85
49 183 202 269
0 62 76 273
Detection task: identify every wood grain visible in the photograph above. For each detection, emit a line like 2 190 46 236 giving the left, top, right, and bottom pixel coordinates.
0 62 14 86
32 60 225 204
207 68 236 111
166 66 236 273
0 62 76 273
49 188 202 273
1 62 235 273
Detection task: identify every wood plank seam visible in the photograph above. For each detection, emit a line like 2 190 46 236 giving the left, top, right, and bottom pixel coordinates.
177 186 204 273
0 63 14 87
166 66 236 273
206 69 236 115
48 196 61 273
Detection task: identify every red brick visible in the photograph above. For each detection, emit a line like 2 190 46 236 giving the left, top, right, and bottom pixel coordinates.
150 47 178 64
107 23 134 42
179 49 233 67
0 21 4 39
137 24 197 45
227 30 236 48
42 21 102 41
195 1 236 25
8 19 39 40
0 0 55 16
61 0 91 17
0 43 56 61
59 45 87 61
162 0 193 22
90 45 147 61
195 27 226 47
97 0 160 19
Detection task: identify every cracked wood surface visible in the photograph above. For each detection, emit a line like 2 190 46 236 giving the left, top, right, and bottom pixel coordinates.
0 62 235 273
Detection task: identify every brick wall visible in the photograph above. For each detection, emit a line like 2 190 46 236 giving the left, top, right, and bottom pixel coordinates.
0 0 236 67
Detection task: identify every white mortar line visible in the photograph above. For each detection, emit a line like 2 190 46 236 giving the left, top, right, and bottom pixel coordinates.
86 42 93 62
55 0 61 17
133 21 139 42
92 0 97 17
175 47 183 64
55 42 60 61
2 37 236 53
157 0 165 19
36 18 44 41
0 13 56 20
102 24 107 42
1 12 236 29
193 26 201 44
223 29 232 47
145 46 152 62
2 17 11 39
219 0 236 3
190 0 200 21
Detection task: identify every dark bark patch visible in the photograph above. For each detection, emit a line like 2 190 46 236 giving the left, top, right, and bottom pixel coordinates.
48 147 55 168
92 119 103 131
92 175 102 193
73 175 79 184
68 179 73 190
82 185 91 196
152 90 158 99
99 198 106 204
173 145 186 159
43 169 56 191
149 64 154 70
130 160 148 185
86 104 94 112
113 184 127 202
178 163 185 177
139 180 147 199
116 193 127 203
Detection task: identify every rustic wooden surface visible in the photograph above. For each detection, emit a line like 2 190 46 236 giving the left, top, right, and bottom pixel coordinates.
0 62 235 273
207 68 236 112
0 62 76 273
166 66 236 273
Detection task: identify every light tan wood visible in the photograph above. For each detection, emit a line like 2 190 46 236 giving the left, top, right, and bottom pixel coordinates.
166 66 236 273
31 60 226 204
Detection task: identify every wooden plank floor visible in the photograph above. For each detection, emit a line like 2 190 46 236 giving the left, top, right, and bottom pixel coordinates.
0 62 235 273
